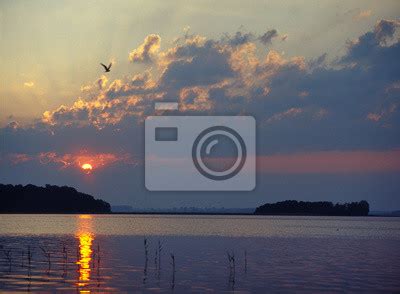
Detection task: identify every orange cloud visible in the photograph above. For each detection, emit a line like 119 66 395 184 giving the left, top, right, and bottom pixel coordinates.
41 95 140 128
40 152 135 170
96 75 108 90
179 86 213 111
367 103 398 124
4 151 137 170
129 34 161 63
367 112 382 122
8 153 32 164
38 151 138 172
265 108 303 124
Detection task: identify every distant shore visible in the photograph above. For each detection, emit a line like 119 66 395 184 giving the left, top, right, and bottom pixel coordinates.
113 212 399 217
1 212 399 217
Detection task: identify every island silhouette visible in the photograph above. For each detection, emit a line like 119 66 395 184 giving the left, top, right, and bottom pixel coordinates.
0 183 370 216
254 200 369 216
0 184 110 213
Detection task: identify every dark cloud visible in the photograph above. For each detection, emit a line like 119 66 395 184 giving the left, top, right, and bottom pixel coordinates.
258 29 278 45
160 40 234 88
224 31 255 46
375 19 400 43
308 53 327 69
222 29 279 46
342 20 400 68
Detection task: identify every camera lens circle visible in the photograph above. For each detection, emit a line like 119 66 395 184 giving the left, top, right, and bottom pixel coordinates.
192 126 247 181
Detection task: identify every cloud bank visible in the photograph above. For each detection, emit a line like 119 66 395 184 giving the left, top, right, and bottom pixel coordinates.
3 20 399 156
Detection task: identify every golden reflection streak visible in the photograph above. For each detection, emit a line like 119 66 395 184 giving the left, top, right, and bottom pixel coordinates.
76 215 94 290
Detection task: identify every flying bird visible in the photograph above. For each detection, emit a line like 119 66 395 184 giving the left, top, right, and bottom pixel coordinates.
100 62 112 72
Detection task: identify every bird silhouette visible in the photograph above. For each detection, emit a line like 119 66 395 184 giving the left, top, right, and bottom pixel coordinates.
100 62 112 72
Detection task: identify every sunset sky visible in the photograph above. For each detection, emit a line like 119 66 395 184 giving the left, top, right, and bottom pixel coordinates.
1 0 400 210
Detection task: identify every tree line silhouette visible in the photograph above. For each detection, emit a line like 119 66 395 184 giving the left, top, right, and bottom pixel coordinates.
0 184 111 213
254 200 369 216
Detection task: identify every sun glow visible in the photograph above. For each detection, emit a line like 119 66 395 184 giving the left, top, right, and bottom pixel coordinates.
81 163 93 172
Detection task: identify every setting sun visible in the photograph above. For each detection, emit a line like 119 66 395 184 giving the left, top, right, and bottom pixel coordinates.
81 163 93 172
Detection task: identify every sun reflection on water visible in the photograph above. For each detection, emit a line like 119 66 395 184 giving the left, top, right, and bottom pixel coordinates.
76 215 94 290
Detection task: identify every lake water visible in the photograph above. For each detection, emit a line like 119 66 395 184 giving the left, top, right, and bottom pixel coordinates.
0 214 399 292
